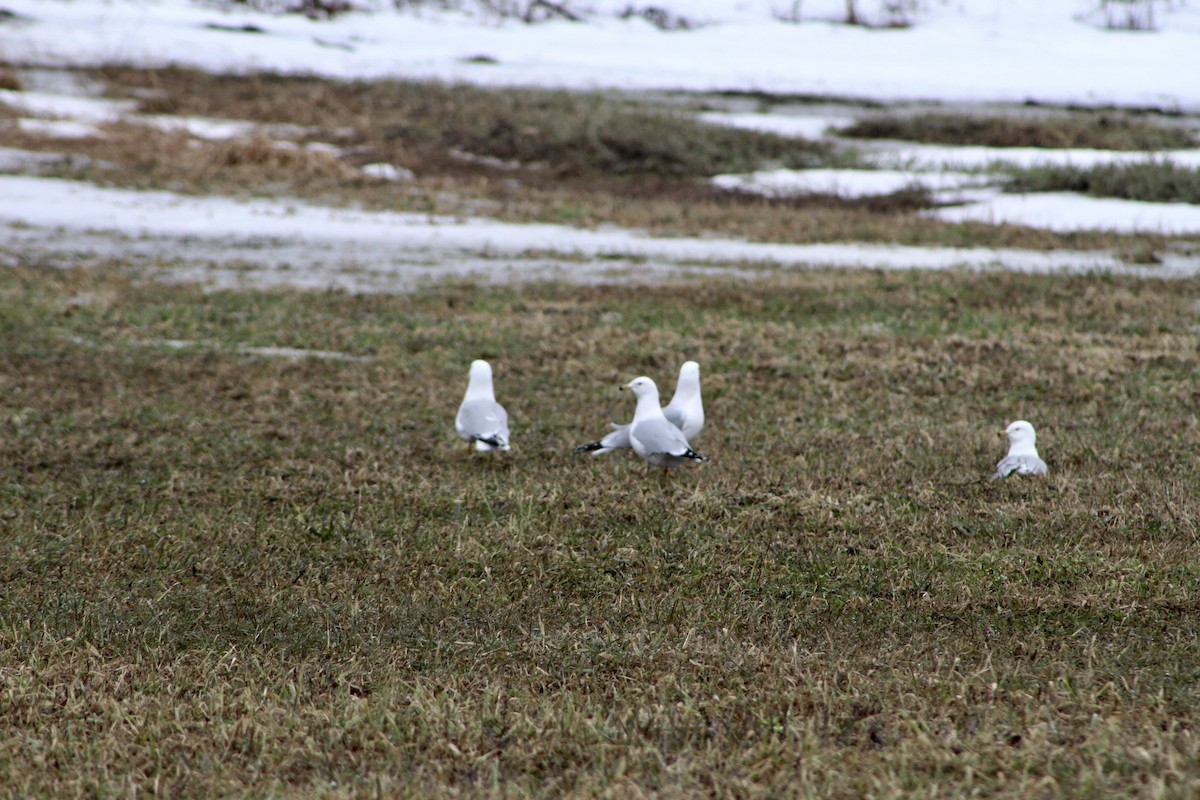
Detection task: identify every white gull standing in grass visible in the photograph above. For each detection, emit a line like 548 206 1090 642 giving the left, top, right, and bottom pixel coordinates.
625 377 708 470
455 359 510 453
994 420 1047 478
575 361 704 455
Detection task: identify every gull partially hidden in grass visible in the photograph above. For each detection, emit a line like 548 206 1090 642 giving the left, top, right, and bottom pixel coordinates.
575 361 704 455
455 359 510 453
994 420 1047 478
624 376 708 469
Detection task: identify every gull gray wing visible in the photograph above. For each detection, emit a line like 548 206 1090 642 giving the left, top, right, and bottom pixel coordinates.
630 417 691 456
994 454 1047 479
457 398 509 449
663 405 687 433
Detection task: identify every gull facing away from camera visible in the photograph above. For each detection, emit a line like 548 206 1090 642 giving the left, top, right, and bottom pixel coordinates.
994 420 1047 478
455 359 510 453
575 361 704 455
625 376 708 469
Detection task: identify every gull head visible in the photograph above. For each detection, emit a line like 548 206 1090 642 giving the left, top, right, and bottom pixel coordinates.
465 359 496 397
677 360 701 390
625 376 660 402
469 359 493 382
1003 420 1037 449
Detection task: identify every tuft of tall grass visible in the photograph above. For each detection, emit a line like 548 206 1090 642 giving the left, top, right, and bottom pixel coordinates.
1004 161 1200 204
841 111 1197 151
199 134 357 179
114 67 826 179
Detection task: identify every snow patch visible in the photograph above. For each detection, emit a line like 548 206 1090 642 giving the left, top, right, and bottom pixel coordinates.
930 191 1200 235
14 118 103 138
711 168 987 200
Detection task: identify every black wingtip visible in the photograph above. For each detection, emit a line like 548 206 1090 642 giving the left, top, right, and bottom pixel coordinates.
473 434 508 449
574 441 604 453
684 449 708 462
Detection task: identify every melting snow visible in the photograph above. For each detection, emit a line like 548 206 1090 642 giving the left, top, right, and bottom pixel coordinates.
931 191 1200 235
711 168 987 200
3 174 1196 296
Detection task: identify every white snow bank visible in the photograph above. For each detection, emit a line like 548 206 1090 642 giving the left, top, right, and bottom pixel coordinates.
2 0 1200 109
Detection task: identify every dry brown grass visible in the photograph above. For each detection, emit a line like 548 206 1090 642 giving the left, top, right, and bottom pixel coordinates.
197 134 357 179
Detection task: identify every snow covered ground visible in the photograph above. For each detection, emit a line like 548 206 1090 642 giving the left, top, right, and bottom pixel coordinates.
3 0 1200 109
2 0 1200 291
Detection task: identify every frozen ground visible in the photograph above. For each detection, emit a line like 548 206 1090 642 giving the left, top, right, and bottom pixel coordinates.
1 1 1200 291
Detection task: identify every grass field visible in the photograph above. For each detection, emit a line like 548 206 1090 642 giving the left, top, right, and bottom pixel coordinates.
2 263 1200 797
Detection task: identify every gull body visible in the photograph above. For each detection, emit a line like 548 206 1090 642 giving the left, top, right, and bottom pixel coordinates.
576 361 703 455
994 420 1047 478
455 360 510 452
626 376 708 469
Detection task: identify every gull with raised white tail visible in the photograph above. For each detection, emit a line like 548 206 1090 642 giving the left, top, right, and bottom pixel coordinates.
575 361 704 455
455 359 510 453
624 376 708 470
994 420 1047 478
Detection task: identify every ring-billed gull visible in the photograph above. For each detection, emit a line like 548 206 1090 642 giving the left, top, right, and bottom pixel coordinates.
994 420 1047 478
575 361 704 455
625 376 708 469
455 359 510 452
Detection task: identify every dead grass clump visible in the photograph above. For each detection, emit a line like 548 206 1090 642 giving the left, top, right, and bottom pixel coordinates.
841 111 1197 151
0 70 21 92
196 135 356 179
98 66 827 179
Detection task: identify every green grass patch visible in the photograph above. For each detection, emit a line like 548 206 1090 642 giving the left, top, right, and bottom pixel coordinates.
841 111 1197 151
1004 161 1200 204
2 264 1200 796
